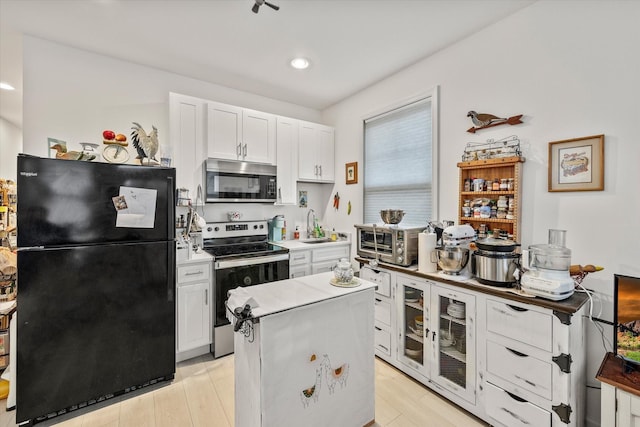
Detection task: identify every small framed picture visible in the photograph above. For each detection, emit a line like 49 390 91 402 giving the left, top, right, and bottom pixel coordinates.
548 134 604 192
298 190 308 208
346 162 358 185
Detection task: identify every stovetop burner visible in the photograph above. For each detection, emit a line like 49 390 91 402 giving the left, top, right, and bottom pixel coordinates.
202 220 288 260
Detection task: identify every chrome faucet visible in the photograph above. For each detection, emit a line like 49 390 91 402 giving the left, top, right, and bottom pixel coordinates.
306 209 316 238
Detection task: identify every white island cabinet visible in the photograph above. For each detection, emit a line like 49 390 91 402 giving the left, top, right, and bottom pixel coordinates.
229 271 376 427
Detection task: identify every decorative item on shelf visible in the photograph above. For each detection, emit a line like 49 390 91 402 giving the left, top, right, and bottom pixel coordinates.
570 264 604 286
548 134 604 192
49 140 96 161
466 111 523 133
101 130 130 163
461 135 522 161
345 162 358 184
130 122 159 165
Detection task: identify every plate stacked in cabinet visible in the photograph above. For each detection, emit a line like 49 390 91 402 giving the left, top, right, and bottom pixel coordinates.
360 266 394 362
457 156 524 242
480 297 587 426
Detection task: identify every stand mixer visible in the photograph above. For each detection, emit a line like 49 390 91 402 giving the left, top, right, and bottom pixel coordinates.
520 229 575 300
435 224 476 279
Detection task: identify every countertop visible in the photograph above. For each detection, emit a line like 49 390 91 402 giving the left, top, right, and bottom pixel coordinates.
177 250 213 265
596 352 640 397
226 271 375 320
271 237 351 250
355 256 589 315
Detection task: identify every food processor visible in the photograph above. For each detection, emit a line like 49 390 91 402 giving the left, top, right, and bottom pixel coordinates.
435 224 476 280
520 229 575 300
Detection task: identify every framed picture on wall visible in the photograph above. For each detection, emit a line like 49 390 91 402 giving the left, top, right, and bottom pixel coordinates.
548 134 604 192
346 162 358 185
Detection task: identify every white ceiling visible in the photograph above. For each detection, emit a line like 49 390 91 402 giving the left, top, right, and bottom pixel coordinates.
0 0 534 129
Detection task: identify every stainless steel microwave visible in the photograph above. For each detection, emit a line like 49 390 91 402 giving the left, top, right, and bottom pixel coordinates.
205 159 277 203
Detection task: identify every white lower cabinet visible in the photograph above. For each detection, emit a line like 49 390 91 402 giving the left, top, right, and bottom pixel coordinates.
394 274 476 404
361 265 394 361
617 388 640 427
176 259 212 361
288 244 350 278
364 265 586 427
481 296 586 427
289 249 311 278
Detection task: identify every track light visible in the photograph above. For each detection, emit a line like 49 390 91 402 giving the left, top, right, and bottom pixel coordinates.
252 0 279 14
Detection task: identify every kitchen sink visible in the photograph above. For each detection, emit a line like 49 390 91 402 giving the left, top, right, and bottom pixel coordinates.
300 238 332 244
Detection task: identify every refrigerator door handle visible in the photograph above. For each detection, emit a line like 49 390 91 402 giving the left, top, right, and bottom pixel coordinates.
168 243 175 303
167 176 175 238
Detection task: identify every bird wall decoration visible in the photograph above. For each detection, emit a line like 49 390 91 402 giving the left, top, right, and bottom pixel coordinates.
131 122 159 165
49 143 96 161
466 111 523 133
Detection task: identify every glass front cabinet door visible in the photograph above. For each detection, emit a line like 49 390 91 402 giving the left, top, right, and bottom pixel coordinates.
431 285 476 404
396 274 430 378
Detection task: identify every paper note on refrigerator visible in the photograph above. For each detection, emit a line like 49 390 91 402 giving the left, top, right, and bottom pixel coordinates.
115 186 157 228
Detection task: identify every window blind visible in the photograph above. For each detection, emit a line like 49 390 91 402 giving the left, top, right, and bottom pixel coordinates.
364 97 433 226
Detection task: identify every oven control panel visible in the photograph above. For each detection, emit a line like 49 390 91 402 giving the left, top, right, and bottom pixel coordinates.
203 221 268 239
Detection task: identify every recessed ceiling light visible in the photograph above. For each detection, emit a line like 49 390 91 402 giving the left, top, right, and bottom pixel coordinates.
0 82 15 91
290 58 310 70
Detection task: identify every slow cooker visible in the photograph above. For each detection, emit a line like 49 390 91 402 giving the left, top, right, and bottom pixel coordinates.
471 238 521 287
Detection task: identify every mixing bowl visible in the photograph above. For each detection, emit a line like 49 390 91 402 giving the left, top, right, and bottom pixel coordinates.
380 209 404 224
435 247 470 275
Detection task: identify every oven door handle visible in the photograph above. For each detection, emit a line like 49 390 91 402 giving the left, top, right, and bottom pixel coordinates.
215 253 289 269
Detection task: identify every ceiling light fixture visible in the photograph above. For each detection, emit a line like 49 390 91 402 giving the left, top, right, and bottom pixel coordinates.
290 58 310 70
0 82 15 91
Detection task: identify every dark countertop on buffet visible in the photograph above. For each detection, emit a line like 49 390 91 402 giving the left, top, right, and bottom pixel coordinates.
355 257 589 315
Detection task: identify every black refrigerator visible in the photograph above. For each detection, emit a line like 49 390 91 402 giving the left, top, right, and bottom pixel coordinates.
16 154 176 425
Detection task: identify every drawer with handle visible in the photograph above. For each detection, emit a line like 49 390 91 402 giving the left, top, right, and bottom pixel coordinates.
486 340 553 400
178 263 210 284
375 297 391 326
360 265 391 297
374 325 391 357
486 298 553 352
289 250 311 266
485 381 550 427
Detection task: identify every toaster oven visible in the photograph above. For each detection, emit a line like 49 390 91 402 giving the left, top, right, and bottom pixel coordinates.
355 224 426 266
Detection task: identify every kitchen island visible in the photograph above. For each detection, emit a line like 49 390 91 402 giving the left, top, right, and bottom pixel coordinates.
227 271 376 427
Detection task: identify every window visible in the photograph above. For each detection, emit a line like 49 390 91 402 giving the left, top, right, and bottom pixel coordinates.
363 91 438 226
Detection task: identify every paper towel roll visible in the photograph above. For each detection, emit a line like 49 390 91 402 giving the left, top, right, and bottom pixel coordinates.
418 232 438 273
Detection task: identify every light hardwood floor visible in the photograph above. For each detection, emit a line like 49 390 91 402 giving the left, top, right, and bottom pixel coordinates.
0 355 488 427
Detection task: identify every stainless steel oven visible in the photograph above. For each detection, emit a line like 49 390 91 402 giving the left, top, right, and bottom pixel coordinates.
355 224 426 266
203 220 289 358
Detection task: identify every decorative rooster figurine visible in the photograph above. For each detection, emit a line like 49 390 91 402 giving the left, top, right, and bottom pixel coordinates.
50 143 95 161
130 122 159 165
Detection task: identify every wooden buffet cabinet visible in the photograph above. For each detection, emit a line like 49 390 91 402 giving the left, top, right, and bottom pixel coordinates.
457 156 525 242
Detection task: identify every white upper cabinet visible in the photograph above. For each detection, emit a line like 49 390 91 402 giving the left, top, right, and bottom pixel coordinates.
275 116 298 205
169 92 207 198
298 121 335 182
207 102 276 165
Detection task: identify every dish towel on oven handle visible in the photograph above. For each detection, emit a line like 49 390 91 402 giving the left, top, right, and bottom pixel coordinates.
226 287 260 325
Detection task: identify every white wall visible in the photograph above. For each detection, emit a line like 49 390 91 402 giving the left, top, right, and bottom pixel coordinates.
0 117 22 180
21 36 330 231
323 2 640 425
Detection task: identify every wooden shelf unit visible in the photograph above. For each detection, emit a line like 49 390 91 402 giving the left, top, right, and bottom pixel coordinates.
457 156 525 242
